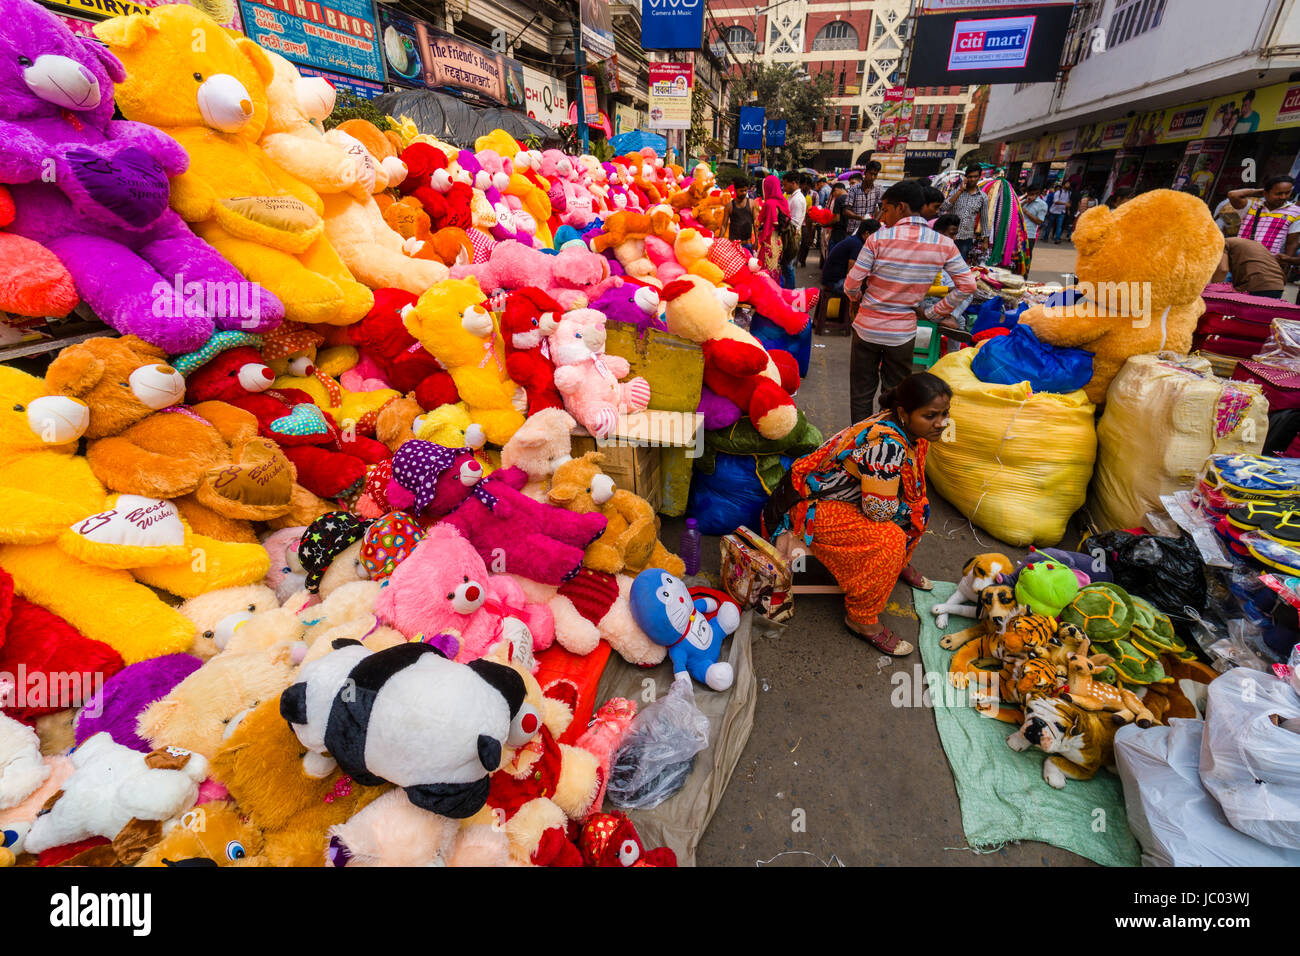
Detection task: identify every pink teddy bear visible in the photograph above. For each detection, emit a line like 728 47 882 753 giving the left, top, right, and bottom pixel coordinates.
376 523 555 668
548 308 651 438
450 240 622 310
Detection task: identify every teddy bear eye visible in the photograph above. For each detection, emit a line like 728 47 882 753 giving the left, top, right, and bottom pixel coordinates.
120 382 129 388
247 604 256 612
193 72 204 82
12 403 23 412
18 55 31 67
463 575 469 582
446 591 455 600
203 630 214 640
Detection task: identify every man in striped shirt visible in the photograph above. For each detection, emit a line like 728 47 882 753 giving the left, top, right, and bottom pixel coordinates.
844 179 976 423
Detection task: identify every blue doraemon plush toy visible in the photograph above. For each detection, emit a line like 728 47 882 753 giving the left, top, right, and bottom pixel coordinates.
629 570 739 691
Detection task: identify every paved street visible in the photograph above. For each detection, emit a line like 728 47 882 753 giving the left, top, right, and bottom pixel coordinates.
672 245 1094 867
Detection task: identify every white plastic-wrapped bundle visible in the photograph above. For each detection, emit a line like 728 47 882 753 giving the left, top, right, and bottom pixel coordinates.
1091 354 1267 531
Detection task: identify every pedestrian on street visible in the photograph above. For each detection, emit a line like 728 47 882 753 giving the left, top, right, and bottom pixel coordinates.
1021 184 1047 270
756 173 792 282
721 175 756 250
826 181 850 251
797 176 816 269
1046 181 1072 243
765 371 953 656
821 219 879 296
779 171 806 288
920 183 944 223
843 179 975 424
844 161 884 236
1228 175 1300 270
1213 236 1289 298
940 165 988 262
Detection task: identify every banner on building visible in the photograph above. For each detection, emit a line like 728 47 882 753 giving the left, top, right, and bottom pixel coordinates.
580 0 616 59
48 0 243 29
377 8 526 108
649 62 694 130
614 103 645 135
766 119 786 147
239 0 382 81
605 53 621 94
582 75 599 116
877 86 915 153
921 0 1075 10
1171 139 1229 199
297 65 384 100
738 106 766 147
524 66 569 128
642 0 706 51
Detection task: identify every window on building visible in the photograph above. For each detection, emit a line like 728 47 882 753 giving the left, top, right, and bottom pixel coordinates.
720 25 756 55
857 59 866 74
812 20 860 52
849 106 860 132
1107 0 1166 50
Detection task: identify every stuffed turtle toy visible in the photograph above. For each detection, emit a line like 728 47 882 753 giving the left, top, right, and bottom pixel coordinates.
1014 561 1080 617
1060 582 1134 642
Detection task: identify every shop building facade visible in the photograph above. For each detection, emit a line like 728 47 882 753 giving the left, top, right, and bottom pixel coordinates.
982 0 1300 205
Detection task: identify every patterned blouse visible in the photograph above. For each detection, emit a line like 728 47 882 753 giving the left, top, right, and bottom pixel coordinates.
773 412 930 545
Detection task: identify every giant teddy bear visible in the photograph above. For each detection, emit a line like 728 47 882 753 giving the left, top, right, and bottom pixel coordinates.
257 53 449 296
94 5 373 328
1 0 283 353
1020 189 1224 404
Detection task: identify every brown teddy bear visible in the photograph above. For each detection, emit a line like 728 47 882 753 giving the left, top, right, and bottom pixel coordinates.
209 698 389 866
136 800 266 867
44 335 295 543
1020 189 1225 404
547 451 684 577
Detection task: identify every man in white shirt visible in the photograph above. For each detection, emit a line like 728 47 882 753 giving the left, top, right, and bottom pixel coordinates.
1020 184 1048 269
781 171 807 289
1046 184 1072 243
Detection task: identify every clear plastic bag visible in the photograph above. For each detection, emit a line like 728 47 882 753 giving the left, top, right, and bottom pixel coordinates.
606 675 711 811
1200 667 1300 850
1255 318 1300 372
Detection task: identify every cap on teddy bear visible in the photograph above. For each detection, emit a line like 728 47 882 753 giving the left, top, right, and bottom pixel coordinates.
298 512 372 593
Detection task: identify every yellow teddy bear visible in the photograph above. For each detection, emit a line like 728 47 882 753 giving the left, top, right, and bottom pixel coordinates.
403 278 526 445
1020 189 1225 404
0 367 195 663
94 6 373 327
258 52 449 296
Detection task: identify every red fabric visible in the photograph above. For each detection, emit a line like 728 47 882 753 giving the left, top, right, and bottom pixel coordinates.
556 569 619 625
0 568 123 721
38 836 110 867
487 724 564 819
500 287 564 414
534 637 613 746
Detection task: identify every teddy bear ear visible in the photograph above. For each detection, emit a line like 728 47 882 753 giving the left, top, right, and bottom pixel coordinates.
78 35 127 84
119 335 169 365
237 37 277 89
91 13 158 52
1070 205 1111 259
46 346 106 398
135 698 180 744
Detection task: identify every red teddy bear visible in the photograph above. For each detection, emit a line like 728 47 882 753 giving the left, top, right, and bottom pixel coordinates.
347 289 460 412
397 143 473 232
186 347 389 499
500 287 564 415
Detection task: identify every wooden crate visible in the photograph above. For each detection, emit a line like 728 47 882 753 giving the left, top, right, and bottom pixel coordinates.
604 320 704 413
571 410 704 516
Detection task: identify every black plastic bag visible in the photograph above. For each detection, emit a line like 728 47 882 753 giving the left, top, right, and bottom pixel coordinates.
1085 530 1207 636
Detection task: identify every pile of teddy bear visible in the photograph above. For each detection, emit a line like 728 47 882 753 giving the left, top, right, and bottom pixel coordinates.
0 0 821 867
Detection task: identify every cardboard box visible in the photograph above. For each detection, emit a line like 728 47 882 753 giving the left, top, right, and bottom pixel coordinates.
570 410 704 515
571 435 664 513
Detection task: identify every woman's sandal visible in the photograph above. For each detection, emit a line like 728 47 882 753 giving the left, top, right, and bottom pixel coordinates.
844 617 915 656
899 564 933 591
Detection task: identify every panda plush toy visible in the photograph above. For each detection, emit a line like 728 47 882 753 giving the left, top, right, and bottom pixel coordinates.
280 639 542 819
629 571 740 691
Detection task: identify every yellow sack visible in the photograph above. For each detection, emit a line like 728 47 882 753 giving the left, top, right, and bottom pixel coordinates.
927 346 1097 547
1090 353 1267 531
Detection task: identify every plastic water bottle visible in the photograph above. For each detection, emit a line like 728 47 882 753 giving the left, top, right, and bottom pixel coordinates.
680 518 701 576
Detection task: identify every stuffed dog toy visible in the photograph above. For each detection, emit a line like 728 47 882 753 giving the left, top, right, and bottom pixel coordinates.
930 552 1015 628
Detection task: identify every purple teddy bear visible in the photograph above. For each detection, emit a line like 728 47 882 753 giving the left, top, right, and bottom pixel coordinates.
0 0 283 352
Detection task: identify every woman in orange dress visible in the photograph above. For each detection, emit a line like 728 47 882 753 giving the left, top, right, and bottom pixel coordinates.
764 373 952 656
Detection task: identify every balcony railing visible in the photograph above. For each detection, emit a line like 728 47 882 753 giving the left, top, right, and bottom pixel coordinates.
810 36 861 52
711 40 759 58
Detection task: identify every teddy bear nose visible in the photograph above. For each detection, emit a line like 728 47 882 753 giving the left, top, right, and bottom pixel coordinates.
22 54 101 111
238 363 275 393
452 581 485 614
26 395 89 444
458 460 483 486
130 364 187 409
197 74 255 133
240 98 253 116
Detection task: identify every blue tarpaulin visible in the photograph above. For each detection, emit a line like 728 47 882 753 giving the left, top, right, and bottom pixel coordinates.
608 130 668 156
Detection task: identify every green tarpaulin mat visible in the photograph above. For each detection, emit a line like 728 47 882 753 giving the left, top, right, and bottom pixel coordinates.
913 582 1141 867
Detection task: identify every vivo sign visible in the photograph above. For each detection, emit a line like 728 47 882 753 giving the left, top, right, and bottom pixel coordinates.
642 0 705 50
738 106 765 147
947 16 1035 70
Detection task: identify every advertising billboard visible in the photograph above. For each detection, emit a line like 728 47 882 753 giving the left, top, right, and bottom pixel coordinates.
642 0 705 51
377 7 525 109
239 0 383 81
648 62 694 130
906 5 1074 86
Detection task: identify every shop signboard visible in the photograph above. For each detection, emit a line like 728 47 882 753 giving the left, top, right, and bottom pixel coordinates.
580 0 616 59
378 8 526 108
582 75 599 116
239 0 382 82
297 64 384 100
648 63 693 130
738 106 765 147
524 66 569 128
47 0 243 30
642 0 706 51
1171 138 1228 199
821 129 845 143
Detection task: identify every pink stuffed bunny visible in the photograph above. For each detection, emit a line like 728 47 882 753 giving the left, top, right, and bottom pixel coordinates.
548 309 651 438
376 524 554 667
450 240 622 310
